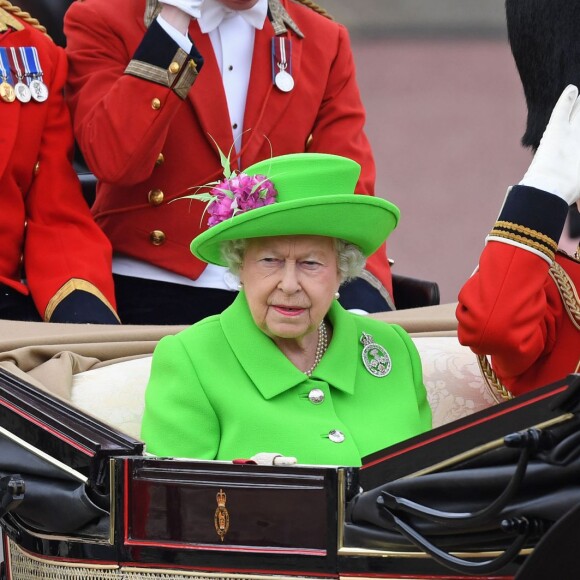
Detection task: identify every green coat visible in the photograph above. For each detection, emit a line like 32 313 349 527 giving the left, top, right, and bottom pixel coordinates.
141 294 432 466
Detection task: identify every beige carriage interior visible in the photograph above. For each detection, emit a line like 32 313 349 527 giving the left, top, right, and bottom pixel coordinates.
0 303 504 440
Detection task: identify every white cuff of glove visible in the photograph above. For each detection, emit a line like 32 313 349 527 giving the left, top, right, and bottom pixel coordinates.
250 452 297 466
159 0 203 19
519 84 580 206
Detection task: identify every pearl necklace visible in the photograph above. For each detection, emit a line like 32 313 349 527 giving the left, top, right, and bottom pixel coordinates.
305 320 328 377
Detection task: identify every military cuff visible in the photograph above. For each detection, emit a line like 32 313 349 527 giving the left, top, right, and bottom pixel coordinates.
125 19 203 99
486 185 569 263
45 280 120 324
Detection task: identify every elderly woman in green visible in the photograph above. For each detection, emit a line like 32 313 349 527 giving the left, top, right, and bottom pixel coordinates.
140 153 431 466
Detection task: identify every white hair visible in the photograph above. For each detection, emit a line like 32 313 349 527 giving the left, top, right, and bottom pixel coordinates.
220 237 366 283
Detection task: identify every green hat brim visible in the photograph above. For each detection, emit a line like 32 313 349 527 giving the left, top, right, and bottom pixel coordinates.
191 194 400 266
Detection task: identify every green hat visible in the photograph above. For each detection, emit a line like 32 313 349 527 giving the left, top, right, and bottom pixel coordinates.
190 153 400 266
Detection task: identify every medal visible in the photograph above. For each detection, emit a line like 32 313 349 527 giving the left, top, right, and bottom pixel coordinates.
272 37 294 93
9 48 31 103
0 48 15 103
0 80 15 103
22 46 49 102
275 69 294 93
360 332 392 377
29 78 48 102
14 80 31 103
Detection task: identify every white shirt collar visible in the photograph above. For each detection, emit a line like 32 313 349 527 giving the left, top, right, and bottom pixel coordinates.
199 0 268 33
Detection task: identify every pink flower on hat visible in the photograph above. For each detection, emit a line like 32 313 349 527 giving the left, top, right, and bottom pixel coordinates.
207 173 277 227
175 137 277 226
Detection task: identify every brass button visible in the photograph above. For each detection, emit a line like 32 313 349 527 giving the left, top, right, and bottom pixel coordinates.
148 189 164 206
189 60 198 71
155 153 165 166
149 230 166 246
308 389 325 405
33 161 40 175
151 98 161 110
169 61 180 74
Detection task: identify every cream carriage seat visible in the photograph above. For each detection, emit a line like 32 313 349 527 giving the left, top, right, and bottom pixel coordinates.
69 332 500 438
0 304 502 440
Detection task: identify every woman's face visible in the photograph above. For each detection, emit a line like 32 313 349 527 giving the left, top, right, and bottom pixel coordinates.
239 235 340 342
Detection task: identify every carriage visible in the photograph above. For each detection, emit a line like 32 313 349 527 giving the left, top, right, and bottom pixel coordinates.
1 308 578 580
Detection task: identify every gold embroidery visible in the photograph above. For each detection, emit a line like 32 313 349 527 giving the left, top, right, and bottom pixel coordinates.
0 4 26 33
44 279 120 323
494 220 559 251
549 261 580 331
145 0 162 28
476 255 579 398
488 230 555 261
268 0 304 37
476 354 514 403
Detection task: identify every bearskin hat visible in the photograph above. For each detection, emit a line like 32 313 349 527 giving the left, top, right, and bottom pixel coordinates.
506 0 580 151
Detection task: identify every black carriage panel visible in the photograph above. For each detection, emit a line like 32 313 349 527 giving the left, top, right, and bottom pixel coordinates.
0 367 143 487
116 457 349 573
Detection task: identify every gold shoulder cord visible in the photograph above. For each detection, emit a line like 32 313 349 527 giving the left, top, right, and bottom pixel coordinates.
0 0 48 35
291 0 333 20
477 258 580 402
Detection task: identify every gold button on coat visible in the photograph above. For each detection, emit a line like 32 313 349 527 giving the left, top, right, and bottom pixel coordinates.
33 162 40 175
151 98 161 110
169 61 180 74
148 189 164 206
155 153 165 166
149 230 166 246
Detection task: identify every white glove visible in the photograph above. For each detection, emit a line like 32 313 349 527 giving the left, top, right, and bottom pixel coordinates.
519 84 580 205
250 452 297 466
159 0 203 19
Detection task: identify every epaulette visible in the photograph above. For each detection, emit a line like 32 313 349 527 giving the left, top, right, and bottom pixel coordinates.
0 1 49 36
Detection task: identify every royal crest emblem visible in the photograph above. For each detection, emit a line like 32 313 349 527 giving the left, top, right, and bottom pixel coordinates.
214 488 230 542
360 332 392 377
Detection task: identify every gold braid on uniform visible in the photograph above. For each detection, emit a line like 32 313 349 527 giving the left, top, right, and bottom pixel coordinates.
477 260 580 402
0 0 48 35
477 354 514 403
291 0 333 20
549 261 580 331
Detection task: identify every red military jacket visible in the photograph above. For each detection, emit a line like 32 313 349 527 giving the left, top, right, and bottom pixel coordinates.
457 185 580 396
0 8 117 321
64 0 393 300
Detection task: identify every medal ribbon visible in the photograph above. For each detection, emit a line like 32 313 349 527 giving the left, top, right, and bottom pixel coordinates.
8 47 24 82
271 36 292 84
22 46 43 80
0 48 14 84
